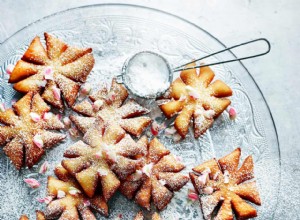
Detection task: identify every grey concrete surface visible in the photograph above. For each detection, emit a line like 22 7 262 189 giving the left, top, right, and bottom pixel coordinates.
0 0 299 219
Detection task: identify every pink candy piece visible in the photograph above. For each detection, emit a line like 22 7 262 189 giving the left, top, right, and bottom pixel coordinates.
39 161 49 174
228 107 237 120
6 64 14 75
24 178 40 189
30 112 41 122
95 151 103 159
57 114 62 121
33 134 43 149
165 127 177 136
151 121 160 136
198 172 209 186
83 199 91 207
188 189 198 201
44 67 54 80
52 86 61 100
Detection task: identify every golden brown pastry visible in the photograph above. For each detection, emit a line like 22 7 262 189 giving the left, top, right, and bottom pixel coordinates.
9 33 94 109
62 117 147 199
0 92 65 169
159 63 232 138
71 78 151 137
190 148 261 220
44 164 108 219
120 138 189 211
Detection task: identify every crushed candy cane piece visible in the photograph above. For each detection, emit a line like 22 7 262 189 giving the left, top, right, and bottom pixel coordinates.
69 186 81 195
37 198 45 203
98 168 108 176
151 121 160 136
224 170 230 184
44 196 53 204
198 172 209 186
203 186 214 195
42 112 53 120
6 64 14 75
24 178 40 189
39 161 49 174
93 100 104 111
80 84 91 96
52 86 61 100
228 107 237 120
33 134 43 149
213 171 220 180
30 112 41 122
188 189 198 201
159 179 166 186
63 117 71 128
142 163 153 177
57 190 66 199
0 103 5 112
44 67 54 80
106 92 116 103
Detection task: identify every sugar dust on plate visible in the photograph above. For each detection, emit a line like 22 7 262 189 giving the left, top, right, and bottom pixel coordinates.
124 52 171 98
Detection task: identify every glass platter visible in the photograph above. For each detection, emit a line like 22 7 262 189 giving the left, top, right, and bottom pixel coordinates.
0 4 280 220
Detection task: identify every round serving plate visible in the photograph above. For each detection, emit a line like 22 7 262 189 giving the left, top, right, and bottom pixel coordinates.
0 4 280 219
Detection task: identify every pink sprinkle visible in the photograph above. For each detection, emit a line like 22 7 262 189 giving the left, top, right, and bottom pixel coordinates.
6 64 14 75
33 134 43 149
42 112 53 120
63 117 71 128
29 112 41 122
24 178 40 189
228 107 237 120
44 67 54 80
188 191 198 201
39 161 49 174
0 103 5 112
44 196 53 204
52 86 61 100
37 198 45 203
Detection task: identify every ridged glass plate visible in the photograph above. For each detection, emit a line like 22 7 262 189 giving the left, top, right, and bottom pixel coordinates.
0 4 280 219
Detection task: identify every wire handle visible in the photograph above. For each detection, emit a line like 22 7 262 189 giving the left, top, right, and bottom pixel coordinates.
172 38 271 72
